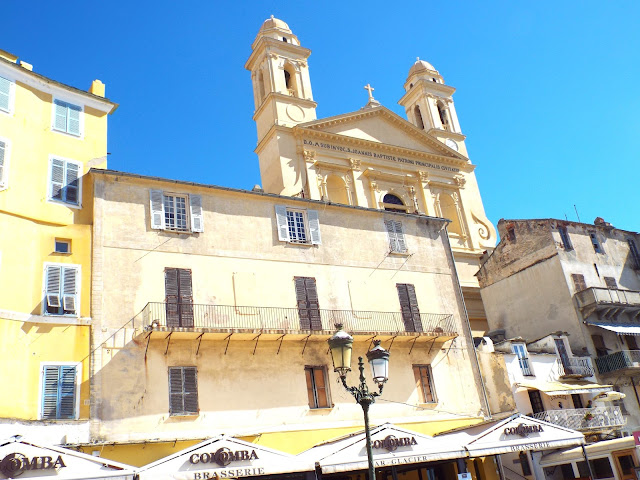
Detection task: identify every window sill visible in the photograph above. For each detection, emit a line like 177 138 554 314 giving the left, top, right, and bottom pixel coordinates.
417 402 437 409
286 241 315 247
52 128 82 139
47 198 82 210
308 406 334 413
168 413 199 418
388 250 410 256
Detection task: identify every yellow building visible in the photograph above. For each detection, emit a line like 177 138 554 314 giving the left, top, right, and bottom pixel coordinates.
0 48 116 442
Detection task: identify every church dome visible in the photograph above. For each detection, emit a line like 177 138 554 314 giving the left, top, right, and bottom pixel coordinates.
259 16 292 33
408 58 438 77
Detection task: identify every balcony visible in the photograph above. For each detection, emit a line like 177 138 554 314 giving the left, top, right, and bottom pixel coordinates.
136 302 457 343
595 350 640 375
576 287 640 318
556 357 594 379
532 406 625 432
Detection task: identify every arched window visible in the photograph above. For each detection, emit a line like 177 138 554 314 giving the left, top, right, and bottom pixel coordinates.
283 64 298 97
325 175 349 205
439 193 462 235
383 193 408 213
258 71 266 102
437 101 450 131
414 105 425 130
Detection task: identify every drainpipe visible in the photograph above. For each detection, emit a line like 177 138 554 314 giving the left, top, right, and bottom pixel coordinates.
581 445 595 480
631 376 640 409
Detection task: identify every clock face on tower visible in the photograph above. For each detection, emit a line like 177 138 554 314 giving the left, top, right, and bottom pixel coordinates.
445 138 458 151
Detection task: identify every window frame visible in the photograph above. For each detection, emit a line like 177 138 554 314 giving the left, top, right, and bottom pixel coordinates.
168 366 199 416
275 205 321 245
47 156 83 208
51 98 84 137
163 192 190 232
149 190 204 233
413 364 437 404
42 262 81 317
589 232 604 254
0 135 10 190
571 273 587 293
512 343 533 376
304 365 331 409
558 226 573 250
0 74 16 115
38 362 82 420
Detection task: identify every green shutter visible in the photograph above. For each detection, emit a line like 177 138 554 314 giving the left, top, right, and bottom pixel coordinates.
42 366 60 419
58 366 77 418
41 365 76 419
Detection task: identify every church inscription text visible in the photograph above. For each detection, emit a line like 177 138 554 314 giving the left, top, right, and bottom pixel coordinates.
303 140 459 172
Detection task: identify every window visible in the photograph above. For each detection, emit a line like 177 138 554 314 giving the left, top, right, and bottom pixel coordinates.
506 226 516 242
628 239 640 270
437 101 450 131
168 366 198 416
528 389 544 414
0 75 13 113
572 394 584 409
49 158 81 206
397 283 423 332
275 205 321 245
52 99 82 136
54 239 71 254
571 273 587 293
0 137 8 189
149 190 203 233
604 276 617 289
43 264 79 316
165 268 194 327
414 105 425 129
385 220 407 253
591 334 607 357
559 226 573 250
41 364 78 419
590 232 603 253
382 193 408 213
295 277 322 330
305 366 330 408
577 458 614 479
512 344 533 376
413 365 436 403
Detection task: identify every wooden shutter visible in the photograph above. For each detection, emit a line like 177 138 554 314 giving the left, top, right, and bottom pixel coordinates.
41 365 76 419
58 366 77 418
165 268 180 327
178 269 194 327
394 221 407 252
182 367 199 414
397 284 422 332
54 100 67 131
189 194 204 232
295 277 311 329
0 140 5 187
413 365 434 403
571 274 587 292
275 205 290 241
295 277 321 330
65 162 80 205
42 366 60 419
591 334 607 357
169 367 198 415
150 190 165 229
68 104 81 135
307 210 321 245
0 76 10 112
45 265 62 311
305 368 316 407
604 277 618 289
62 267 78 314
50 159 65 200
386 220 407 253
168 367 184 414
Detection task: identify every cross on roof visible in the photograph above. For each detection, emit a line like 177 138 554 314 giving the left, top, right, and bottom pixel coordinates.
364 84 375 100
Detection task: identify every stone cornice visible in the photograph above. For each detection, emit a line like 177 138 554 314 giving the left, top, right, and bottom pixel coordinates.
254 124 292 155
245 37 312 70
252 92 317 120
399 78 456 101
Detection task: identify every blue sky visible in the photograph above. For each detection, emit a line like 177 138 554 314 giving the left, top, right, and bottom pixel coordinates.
3 1 639 232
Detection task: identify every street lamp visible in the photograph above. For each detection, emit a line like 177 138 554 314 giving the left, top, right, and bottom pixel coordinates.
328 324 390 480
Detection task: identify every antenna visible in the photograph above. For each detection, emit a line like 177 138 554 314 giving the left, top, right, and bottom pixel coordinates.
574 205 581 223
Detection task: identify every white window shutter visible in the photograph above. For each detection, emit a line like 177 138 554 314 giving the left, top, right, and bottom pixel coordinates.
50 159 65 200
275 205 290 242
65 162 80 205
54 100 67 131
307 210 322 245
45 265 61 310
62 267 78 314
68 104 81 135
150 190 165 230
0 140 5 187
0 76 10 112
385 220 399 252
394 221 407 252
189 194 204 232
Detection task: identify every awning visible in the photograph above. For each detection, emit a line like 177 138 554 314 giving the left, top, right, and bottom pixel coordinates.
297 423 465 474
0 436 135 480
590 322 640 336
437 414 584 457
539 436 635 465
516 380 612 395
137 434 313 480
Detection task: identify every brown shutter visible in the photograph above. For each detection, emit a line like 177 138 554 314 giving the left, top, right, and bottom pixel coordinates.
313 368 328 407
604 276 618 289
397 284 422 332
295 277 321 330
165 268 180 327
571 274 587 292
305 368 316 407
178 269 194 327
182 367 199 414
412 366 424 403
295 277 310 329
168 367 184 414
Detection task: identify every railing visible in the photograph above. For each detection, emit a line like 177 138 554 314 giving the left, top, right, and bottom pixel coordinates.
532 406 625 431
576 287 640 313
595 350 640 374
138 302 456 336
556 356 594 378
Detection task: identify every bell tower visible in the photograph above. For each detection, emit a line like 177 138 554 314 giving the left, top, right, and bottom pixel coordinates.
398 59 467 156
245 17 317 196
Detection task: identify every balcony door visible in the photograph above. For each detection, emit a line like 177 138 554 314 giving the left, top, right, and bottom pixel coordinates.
612 449 639 480
165 268 194 327
554 338 574 375
295 277 322 330
397 284 423 332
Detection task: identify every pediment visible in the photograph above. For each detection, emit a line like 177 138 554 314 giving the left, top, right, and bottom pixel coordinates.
300 106 464 161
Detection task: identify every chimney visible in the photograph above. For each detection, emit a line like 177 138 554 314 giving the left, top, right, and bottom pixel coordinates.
89 79 105 97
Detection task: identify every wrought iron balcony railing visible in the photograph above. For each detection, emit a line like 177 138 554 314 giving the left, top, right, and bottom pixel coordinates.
575 287 640 318
532 406 625 432
556 356 594 378
138 302 457 337
595 350 640 375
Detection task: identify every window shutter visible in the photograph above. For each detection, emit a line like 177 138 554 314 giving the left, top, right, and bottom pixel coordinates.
182 367 199 414
397 283 422 332
313 368 328 407
275 205 290 242
295 277 311 329
412 366 424 403
571 274 587 292
68 104 81 135
165 268 180 327
65 162 80 205
0 140 5 187
58 366 76 418
150 190 165 229
189 194 204 232
178 269 194 328
62 267 77 314
168 367 184 415
385 220 399 252
0 76 10 112
50 159 65 200
42 366 60 419
54 100 67 131
394 221 407 252
307 210 322 245
604 277 618 289
305 278 322 330
45 265 62 310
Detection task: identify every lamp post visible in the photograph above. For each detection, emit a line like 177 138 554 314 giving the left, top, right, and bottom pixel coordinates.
328 325 390 480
